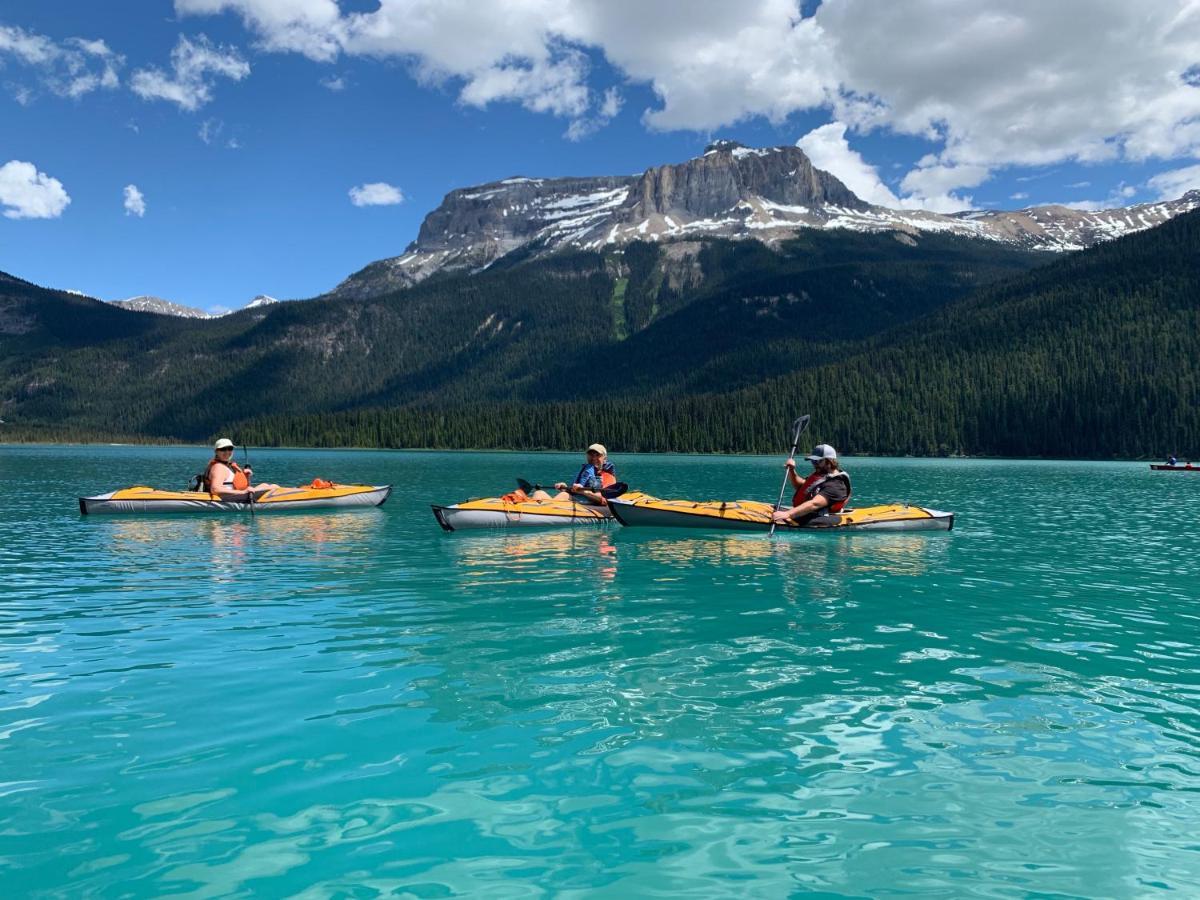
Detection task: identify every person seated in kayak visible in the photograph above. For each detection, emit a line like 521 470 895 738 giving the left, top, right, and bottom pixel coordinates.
1167 455 1179 466
771 443 851 525
530 443 617 504
202 438 279 499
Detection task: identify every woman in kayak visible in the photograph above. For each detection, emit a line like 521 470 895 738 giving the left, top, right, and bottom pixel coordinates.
772 443 851 525
203 438 279 499
530 443 617 504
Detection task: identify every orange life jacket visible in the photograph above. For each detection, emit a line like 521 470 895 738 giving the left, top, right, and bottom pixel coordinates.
792 470 851 513
203 458 249 492
600 470 616 488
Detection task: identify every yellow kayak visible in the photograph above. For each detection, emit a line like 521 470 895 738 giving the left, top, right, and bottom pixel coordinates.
79 483 391 515
432 492 648 531
607 496 953 532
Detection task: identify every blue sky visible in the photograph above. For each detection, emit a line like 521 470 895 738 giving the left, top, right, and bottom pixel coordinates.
3 1 1200 312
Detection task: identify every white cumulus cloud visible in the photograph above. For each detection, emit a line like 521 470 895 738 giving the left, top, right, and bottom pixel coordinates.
1147 164 1200 201
123 184 146 217
349 182 404 207
797 122 901 207
130 34 250 111
175 0 344 62
173 0 1200 196
0 160 71 219
0 24 122 101
565 87 623 141
819 0 1200 201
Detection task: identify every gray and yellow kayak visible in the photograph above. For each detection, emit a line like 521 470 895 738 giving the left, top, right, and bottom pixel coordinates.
432 492 648 531
608 495 953 532
79 483 391 515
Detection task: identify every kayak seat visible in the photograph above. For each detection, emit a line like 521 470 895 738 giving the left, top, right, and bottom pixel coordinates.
801 513 843 528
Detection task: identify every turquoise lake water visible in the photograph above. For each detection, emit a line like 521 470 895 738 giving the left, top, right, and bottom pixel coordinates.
3 445 1200 897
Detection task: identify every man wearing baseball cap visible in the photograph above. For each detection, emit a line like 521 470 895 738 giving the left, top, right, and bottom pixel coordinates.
772 443 852 525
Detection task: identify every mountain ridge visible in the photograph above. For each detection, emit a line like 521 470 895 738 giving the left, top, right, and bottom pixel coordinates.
327 140 1200 300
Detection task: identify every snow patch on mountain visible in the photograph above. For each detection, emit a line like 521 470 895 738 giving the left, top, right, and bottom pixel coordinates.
110 296 214 318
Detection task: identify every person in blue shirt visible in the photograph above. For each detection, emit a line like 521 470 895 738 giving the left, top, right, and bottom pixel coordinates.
530 444 616 504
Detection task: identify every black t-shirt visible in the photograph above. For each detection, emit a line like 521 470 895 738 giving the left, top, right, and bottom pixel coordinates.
813 474 849 508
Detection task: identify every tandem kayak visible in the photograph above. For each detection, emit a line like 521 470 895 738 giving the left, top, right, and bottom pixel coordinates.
79 483 391 515
1150 464 1199 471
608 496 954 532
432 492 648 531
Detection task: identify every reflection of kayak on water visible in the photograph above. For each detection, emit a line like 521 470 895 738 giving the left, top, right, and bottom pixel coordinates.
79 483 391 515
432 492 649 531
608 496 954 532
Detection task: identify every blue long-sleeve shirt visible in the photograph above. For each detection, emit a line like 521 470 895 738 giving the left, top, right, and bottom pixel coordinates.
572 461 615 491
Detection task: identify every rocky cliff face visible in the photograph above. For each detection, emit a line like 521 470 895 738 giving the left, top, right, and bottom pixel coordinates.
326 141 1200 300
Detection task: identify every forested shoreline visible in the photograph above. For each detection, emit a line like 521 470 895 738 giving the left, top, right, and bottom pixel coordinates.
3 211 1199 459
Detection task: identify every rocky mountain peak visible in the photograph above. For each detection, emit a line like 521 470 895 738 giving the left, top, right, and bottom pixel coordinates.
703 139 747 154
625 142 867 223
324 142 1200 301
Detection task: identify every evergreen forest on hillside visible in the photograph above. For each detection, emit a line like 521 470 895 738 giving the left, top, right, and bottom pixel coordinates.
3 215 1199 458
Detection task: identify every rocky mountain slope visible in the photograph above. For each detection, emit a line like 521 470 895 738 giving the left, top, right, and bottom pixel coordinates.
0 227 1044 441
110 296 213 318
109 293 280 318
328 140 1200 300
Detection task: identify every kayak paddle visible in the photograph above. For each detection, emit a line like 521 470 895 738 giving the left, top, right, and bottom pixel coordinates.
517 477 628 499
243 442 255 517
768 414 811 537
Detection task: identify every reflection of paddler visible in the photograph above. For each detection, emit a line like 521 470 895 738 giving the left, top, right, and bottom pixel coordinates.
450 530 620 584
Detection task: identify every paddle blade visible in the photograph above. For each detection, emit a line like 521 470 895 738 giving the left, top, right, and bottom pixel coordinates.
601 482 629 499
516 478 536 493
791 414 811 445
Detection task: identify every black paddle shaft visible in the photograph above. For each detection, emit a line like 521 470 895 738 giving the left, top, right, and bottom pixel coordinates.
768 414 811 537
243 443 255 516
517 477 628 499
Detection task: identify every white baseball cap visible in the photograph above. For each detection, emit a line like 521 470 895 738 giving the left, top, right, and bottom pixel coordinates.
805 443 837 461
587 443 607 456
214 438 234 450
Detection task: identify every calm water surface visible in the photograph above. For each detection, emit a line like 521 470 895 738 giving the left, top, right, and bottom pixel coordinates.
2 446 1200 897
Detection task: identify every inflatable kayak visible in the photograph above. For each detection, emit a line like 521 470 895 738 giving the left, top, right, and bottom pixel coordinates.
79 483 391 515
608 496 954 532
432 491 648 531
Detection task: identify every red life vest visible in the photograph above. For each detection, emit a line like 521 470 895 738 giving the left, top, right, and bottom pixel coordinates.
792 470 851 513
